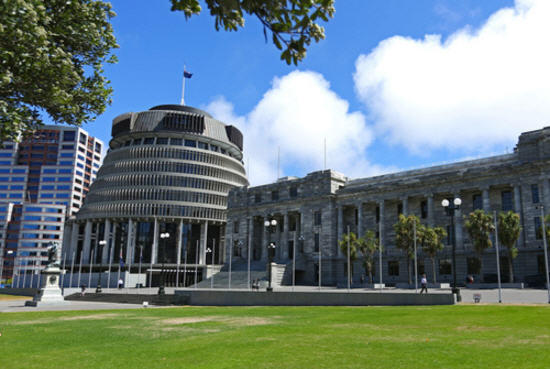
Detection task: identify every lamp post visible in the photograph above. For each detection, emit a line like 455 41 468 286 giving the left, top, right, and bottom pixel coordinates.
96 240 106 293
206 247 213 289
158 232 169 295
442 197 462 302
6 250 14 287
295 235 304 291
264 218 278 292
539 206 550 304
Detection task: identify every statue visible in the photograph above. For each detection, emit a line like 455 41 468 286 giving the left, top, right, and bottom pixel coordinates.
46 242 60 267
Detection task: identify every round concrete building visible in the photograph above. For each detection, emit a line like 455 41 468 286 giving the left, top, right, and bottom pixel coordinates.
63 104 248 288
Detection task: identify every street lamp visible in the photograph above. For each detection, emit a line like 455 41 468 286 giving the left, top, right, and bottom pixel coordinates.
264 218 278 292
206 247 213 289
442 197 462 302
6 250 14 287
96 240 106 293
158 232 169 295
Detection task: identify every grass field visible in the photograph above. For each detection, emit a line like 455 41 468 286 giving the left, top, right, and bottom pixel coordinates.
1 305 549 368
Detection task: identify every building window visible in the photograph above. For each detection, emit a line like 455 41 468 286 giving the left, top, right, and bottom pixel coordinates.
79 132 87 144
271 190 279 201
375 206 380 223
289 186 298 198
397 203 403 216
501 190 513 211
157 137 168 145
62 131 75 142
467 257 481 274
472 194 482 210
420 200 428 219
254 193 261 203
144 137 154 145
531 184 540 204
184 139 196 147
388 261 399 276
233 221 239 233
535 217 543 240
446 225 452 245
95 142 102 153
314 210 322 226
439 259 452 275
198 142 208 150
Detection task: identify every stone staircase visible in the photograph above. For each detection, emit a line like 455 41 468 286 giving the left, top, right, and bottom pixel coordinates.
189 259 291 289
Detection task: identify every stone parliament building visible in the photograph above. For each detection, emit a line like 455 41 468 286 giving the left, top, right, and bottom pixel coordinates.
226 127 550 286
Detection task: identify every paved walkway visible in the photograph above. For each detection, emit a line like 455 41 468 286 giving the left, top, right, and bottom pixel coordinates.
1 287 548 312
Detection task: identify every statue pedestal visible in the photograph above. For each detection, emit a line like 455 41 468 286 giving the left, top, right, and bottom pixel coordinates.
25 266 67 307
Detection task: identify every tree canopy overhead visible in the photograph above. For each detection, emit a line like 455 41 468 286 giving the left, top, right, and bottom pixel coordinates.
170 0 335 65
0 0 118 143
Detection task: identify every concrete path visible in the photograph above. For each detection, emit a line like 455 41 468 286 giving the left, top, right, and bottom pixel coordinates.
1 287 548 312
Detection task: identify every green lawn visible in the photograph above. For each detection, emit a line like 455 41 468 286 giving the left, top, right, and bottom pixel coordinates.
0 305 549 368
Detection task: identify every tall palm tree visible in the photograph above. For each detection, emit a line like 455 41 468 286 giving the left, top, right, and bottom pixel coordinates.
421 226 447 283
394 214 423 285
464 210 495 281
497 211 521 282
358 230 380 284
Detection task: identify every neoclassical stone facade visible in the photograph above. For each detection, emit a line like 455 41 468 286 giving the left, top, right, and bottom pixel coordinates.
63 104 248 287
226 127 550 286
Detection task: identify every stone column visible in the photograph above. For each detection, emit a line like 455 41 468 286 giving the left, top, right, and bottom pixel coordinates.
101 219 111 263
379 200 385 250
200 221 208 264
70 222 79 263
247 217 253 261
262 215 268 262
514 184 526 247
427 194 434 227
152 218 158 264
82 220 92 264
542 178 550 211
337 206 343 256
402 197 408 216
357 203 363 238
177 219 183 266
126 219 133 266
283 212 289 260
482 187 491 211
454 193 463 249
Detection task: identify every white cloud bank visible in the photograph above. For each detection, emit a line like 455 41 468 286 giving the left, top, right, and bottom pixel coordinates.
206 71 387 186
354 0 550 153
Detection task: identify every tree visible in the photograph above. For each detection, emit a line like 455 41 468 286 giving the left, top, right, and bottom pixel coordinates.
170 0 335 65
497 211 521 283
357 230 380 284
464 210 495 280
420 226 447 284
0 0 118 143
339 231 358 285
393 214 423 285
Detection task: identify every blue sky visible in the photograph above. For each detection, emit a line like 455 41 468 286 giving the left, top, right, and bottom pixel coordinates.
76 0 550 185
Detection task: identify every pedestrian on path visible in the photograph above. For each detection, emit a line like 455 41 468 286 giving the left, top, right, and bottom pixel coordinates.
420 274 428 294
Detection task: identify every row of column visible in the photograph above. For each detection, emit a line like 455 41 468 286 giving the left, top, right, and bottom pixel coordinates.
64 219 213 266
336 182 547 253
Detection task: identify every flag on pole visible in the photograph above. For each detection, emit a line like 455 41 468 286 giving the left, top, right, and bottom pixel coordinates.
184 70 193 78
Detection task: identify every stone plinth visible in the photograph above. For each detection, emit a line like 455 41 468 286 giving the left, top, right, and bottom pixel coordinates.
25 266 67 306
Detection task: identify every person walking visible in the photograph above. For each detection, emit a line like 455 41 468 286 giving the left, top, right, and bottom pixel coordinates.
420 274 428 294
118 278 124 289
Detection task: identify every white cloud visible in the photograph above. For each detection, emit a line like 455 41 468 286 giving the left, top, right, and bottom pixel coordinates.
205 71 389 186
354 0 550 154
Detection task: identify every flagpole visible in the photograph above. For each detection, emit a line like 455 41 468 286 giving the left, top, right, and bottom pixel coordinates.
183 239 188 288
69 251 75 288
88 249 94 289
181 65 186 105
195 240 199 289
138 246 142 289
77 252 83 288
107 246 112 289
